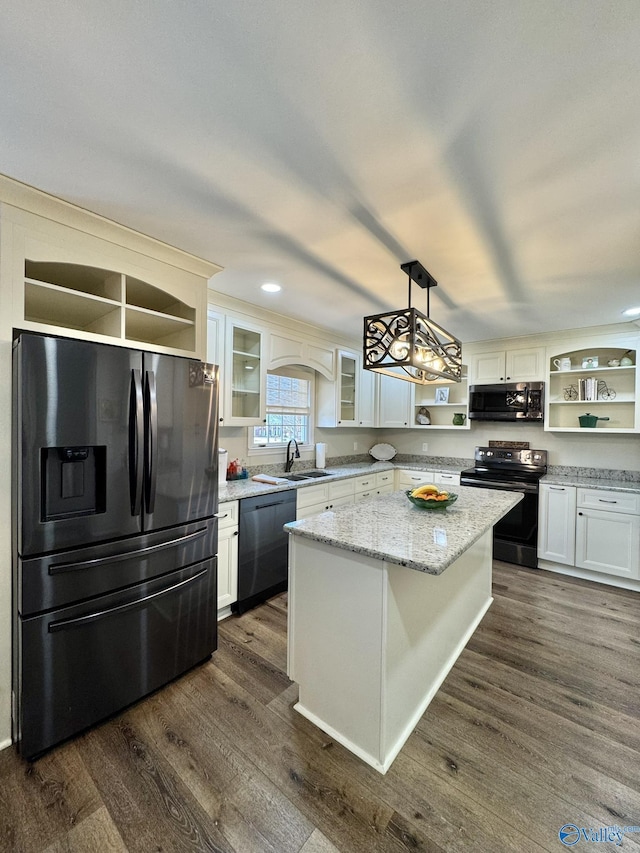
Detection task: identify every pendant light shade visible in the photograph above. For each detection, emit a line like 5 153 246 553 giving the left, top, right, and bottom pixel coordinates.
363 261 462 384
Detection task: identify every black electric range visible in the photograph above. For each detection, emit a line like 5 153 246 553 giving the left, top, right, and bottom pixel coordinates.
460 446 548 568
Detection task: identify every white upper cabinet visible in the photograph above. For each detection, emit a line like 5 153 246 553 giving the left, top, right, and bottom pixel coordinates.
223 317 266 427
469 347 544 384
206 309 225 425
376 373 413 428
358 366 377 427
316 349 362 427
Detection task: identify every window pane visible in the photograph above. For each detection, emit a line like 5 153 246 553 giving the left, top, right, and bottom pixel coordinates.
252 370 312 448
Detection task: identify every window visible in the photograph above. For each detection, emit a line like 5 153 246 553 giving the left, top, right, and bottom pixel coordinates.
250 367 314 450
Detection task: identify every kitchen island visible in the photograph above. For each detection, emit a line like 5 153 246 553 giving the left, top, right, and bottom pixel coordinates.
285 486 522 774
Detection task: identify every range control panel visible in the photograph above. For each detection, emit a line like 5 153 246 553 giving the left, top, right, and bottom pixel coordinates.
474 446 548 468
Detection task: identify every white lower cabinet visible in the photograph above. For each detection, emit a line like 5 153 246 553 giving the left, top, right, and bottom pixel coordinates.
575 489 640 580
296 479 355 518
538 483 577 565
375 471 394 495
353 470 395 502
217 501 239 613
539 484 640 582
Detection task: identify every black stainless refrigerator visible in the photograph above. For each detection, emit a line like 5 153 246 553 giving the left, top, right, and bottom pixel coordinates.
12 332 219 760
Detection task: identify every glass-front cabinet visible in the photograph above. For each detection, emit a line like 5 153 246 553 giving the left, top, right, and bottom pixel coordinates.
316 349 363 427
545 340 639 432
338 351 357 425
223 318 266 427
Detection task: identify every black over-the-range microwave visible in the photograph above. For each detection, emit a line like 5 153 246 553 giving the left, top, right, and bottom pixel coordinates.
468 382 544 421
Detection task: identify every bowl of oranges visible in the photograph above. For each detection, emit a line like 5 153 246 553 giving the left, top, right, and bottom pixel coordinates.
406 483 458 510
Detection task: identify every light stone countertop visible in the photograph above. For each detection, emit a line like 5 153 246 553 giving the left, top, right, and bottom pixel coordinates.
542 473 640 493
284 486 522 576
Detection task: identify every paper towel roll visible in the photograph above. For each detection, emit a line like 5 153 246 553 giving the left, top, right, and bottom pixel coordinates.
315 442 327 469
218 449 228 486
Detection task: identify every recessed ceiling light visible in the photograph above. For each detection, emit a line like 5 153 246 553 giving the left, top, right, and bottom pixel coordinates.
261 282 281 293
623 306 640 317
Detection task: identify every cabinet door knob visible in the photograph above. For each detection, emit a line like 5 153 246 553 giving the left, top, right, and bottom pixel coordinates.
578 512 583 516
233 530 239 536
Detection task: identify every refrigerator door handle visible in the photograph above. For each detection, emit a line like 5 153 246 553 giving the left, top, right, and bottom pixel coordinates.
48 526 209 575
47 568 209 633
144 369 158 514
129 369 144 516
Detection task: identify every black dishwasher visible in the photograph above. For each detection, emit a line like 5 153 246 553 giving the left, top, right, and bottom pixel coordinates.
233 490 296 614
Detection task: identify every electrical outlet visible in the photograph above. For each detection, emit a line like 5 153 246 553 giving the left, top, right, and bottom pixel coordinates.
353 441 359 451
422 442 429 452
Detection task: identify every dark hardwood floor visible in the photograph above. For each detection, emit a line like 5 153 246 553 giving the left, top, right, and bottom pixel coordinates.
2 561 640 852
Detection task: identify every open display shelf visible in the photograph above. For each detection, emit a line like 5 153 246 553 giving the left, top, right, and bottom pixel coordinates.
412 370 470 429
23 261 197 353
546 346 638 432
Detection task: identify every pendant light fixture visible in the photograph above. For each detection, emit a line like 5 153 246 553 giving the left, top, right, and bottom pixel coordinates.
363 260 462 384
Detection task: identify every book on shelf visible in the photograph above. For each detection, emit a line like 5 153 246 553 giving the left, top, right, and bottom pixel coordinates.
579 377 598 401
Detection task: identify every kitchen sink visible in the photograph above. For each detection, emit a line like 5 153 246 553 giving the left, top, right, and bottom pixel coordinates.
283 471 332 481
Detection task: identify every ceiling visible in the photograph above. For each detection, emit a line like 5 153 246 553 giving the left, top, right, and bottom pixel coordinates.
2 1 640 344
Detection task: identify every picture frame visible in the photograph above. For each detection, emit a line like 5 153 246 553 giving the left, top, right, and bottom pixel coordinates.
434 387 449 404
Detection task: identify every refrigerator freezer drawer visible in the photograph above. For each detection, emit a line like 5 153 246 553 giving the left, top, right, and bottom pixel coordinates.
19 518 217 616
17 558 216 760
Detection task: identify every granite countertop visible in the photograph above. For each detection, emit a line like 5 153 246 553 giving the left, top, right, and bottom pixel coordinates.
284 486 522 576
219 460 462 502
542 473 640 493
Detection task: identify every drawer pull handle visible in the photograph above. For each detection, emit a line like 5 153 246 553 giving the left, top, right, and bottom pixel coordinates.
598 499 617 504
549 487 565 491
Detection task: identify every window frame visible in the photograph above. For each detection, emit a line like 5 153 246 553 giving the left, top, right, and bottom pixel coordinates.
247 366 315 455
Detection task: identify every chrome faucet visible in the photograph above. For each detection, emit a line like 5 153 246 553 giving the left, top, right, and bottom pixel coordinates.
285 439 300 472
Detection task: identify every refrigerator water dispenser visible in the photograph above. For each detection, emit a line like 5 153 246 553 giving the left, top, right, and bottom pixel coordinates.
41 446 107 520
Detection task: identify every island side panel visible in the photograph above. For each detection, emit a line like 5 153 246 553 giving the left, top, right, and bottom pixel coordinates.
287 535 386 769
382 529 493 770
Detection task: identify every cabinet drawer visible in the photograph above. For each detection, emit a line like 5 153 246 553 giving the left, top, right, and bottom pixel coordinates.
377 484 394 496
354 489 376 502
296 500 330 520
354 475 376 492
396 469 435 487
296 484 329 509
576 489 640 515
330 494 355 509
375 471 394 487
217 501 239 530
329 479 355 499
435 472 460 487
